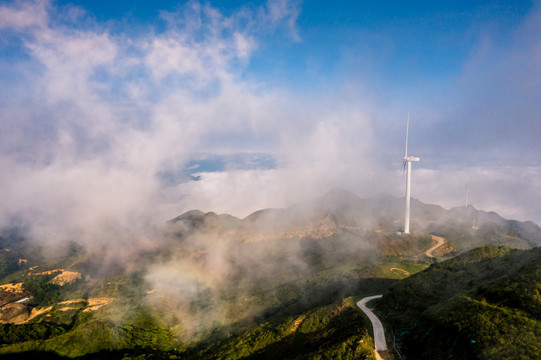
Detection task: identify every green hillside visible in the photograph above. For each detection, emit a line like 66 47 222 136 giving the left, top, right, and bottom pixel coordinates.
0 255 420 358
376 246 541 360
1 191 540 358
187 298 376 360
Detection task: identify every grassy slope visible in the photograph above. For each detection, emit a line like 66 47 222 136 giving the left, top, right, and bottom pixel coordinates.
377 246 541 360
0 259 429 359
188 298 376 360
0 222 432 359
0 303 180 359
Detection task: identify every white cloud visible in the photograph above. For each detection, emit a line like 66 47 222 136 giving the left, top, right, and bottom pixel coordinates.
0 0 314 252
233 32 255 59
145 37 207 81
2 0 541 259
264 0 301 41
0 0 48 31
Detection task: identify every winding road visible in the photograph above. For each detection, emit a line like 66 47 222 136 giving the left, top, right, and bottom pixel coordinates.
356 295 387 351
425 235 445 258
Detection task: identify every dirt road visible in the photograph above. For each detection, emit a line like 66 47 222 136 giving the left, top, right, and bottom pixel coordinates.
425 235 445 258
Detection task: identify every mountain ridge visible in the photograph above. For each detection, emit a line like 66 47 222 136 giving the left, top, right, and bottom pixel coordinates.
169 188 541 251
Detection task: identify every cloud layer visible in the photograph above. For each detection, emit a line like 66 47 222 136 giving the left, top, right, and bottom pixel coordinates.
1 0 541 254
0 0 376 249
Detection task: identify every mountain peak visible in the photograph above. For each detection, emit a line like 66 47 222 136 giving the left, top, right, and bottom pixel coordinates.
169 210 205 223
320 188 361 201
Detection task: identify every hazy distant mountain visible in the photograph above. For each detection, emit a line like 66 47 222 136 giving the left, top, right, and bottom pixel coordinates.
168 188 541 253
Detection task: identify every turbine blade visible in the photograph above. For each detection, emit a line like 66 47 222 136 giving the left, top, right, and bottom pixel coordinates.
404 112 410 158
402 160 407 173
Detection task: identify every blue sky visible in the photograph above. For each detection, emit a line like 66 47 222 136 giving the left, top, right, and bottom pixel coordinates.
34 1 534 92
1 0 541 244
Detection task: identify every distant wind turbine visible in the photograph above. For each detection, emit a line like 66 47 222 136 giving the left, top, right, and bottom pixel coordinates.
465 182 470 207
472 209 479 230
466 179 479 230
402 113 419 234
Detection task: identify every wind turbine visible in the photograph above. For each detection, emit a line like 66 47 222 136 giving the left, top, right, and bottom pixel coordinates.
465 182 470 207
402 113 419 234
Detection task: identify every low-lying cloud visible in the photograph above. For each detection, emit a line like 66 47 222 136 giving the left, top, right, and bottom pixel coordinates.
1 0 541 260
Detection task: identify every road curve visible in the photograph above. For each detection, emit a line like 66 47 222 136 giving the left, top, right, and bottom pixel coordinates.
425 235 445 257
357 295 387 351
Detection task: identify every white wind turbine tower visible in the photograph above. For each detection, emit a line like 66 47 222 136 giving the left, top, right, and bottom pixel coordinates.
402 113 420 234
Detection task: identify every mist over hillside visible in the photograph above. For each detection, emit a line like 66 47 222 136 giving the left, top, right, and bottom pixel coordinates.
0 188 540 358
3 188 540 294
1 0 540 358
169 188 541 249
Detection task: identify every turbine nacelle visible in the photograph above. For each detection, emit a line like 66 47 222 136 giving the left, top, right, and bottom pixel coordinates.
404 156 420 162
